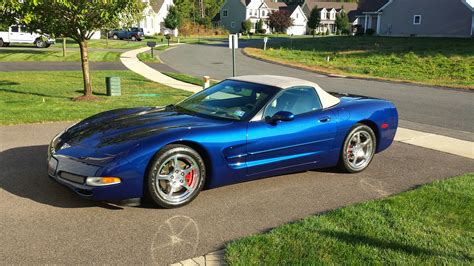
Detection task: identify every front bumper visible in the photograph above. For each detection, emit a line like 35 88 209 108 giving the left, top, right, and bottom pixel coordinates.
48 155 142 201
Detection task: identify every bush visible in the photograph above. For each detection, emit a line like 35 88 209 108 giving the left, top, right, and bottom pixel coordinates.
366 28 375 35
178 21 228 36
326 28 330 35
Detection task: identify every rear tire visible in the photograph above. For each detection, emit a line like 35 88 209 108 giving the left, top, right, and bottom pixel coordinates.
146 144 206 208
0 38 4 47
338 123 376 173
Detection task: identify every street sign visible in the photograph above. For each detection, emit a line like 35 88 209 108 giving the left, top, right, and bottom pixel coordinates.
263 37 268 51
228 34 238 49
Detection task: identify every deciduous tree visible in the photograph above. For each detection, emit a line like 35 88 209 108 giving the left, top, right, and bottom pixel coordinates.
335 8 349 35
307 6 320 37
268 10 293 34
0 0 145 99
164 5 182 36
241 19 251 34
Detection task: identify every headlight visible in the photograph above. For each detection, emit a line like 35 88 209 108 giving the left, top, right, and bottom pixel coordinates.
48 131 63 160
86 177 121 186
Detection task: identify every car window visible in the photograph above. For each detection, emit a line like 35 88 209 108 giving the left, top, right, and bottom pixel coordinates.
20 26 27 33
176 80 278 121
264 87 322 118
11 26 19 32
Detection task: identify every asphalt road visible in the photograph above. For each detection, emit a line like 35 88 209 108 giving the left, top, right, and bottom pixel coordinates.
159 42 474 138
1 122 473 265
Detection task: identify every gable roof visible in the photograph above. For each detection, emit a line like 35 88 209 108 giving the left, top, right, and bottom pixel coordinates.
149 0 166 13
265 0 287 9
279 4 299 14
304 1 358 13
353 0 389 15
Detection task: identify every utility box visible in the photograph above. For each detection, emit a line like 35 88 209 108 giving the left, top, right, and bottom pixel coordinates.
106 77 121 96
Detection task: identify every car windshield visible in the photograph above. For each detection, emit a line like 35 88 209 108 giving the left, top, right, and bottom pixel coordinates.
176 80 279 121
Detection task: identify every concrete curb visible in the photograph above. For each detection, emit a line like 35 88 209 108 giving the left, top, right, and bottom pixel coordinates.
241 48 473 92
171 249 227 266
120 46 201 93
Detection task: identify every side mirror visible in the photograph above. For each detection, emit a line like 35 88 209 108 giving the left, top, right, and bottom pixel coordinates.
267 111 294 124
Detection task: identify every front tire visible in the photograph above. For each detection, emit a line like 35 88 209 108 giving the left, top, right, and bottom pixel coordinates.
113 34 118 40
131 35 137 41
0 38 4 47
35 38 46 48
339 124 376 173
146 145 206 208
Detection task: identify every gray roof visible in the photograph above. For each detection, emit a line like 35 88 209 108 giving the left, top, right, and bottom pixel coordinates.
264 0 287 9
354 0 389 15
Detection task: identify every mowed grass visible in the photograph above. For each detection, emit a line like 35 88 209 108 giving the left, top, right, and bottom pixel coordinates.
226 173 474 265
137 51 160 63
162 72 219 87
0 49 121 62
245 36 474 89
0 71 191 125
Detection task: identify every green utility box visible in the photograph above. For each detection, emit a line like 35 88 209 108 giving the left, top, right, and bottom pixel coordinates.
106 76 121 96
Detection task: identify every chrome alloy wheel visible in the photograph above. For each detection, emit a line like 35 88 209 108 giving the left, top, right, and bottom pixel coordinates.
346 131 374 171
153 154 200 205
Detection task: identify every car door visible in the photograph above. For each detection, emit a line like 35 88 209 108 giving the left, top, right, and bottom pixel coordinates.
246 86 337 177
9 25 22 42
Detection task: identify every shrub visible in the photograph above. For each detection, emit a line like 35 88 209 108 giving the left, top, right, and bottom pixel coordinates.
366 28 375 35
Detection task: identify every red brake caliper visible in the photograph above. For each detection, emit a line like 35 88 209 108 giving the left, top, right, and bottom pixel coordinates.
185 170 193 186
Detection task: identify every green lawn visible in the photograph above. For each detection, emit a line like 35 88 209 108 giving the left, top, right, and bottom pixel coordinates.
0 71 191 125
137 51 160 63
53 38 164 49
162 72 220 87
244 36 474 89
226 173 474 265
0 49 121 62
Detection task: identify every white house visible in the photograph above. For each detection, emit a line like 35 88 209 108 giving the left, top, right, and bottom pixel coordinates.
137 0 173 35
302 1 358 34
219 0 288 34
280 5 308 35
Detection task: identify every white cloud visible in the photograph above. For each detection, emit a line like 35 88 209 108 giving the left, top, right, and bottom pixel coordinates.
467 0 474 7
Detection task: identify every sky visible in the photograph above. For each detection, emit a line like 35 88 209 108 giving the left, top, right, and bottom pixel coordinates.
467 0 474 7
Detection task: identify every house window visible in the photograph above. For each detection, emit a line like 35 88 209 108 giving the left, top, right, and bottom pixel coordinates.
223 9 228 17
262 10 266 16
231 21 235 28
413 15 421 25
296 13 298 18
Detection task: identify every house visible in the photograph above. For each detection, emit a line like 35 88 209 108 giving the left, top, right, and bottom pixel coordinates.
219 0 298 34
136 0 173 35
353 0 388 34
280 5 308 35
302 1 358 34
355 0 474 37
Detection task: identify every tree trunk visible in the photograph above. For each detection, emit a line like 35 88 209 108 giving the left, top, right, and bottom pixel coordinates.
62 38 67 57
78 40 92 96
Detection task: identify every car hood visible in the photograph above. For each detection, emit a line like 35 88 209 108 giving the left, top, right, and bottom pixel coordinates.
59 106 232 153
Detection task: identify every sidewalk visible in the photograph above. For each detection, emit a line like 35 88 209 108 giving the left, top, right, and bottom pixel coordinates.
120 46 202 93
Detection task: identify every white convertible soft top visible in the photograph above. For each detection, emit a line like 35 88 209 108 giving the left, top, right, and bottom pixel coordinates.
229 75 340 109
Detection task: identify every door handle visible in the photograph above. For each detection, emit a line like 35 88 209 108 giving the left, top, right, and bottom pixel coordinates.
319 116 331 123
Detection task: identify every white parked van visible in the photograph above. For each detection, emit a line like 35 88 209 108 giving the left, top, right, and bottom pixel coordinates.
0 25 55 48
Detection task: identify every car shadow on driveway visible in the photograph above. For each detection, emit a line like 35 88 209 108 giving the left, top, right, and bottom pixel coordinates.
0 145 122 209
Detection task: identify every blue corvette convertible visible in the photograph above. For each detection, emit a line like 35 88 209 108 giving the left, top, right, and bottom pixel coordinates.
48 75 398 208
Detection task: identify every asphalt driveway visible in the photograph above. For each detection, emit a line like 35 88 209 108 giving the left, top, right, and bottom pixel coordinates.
1 122 473 265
